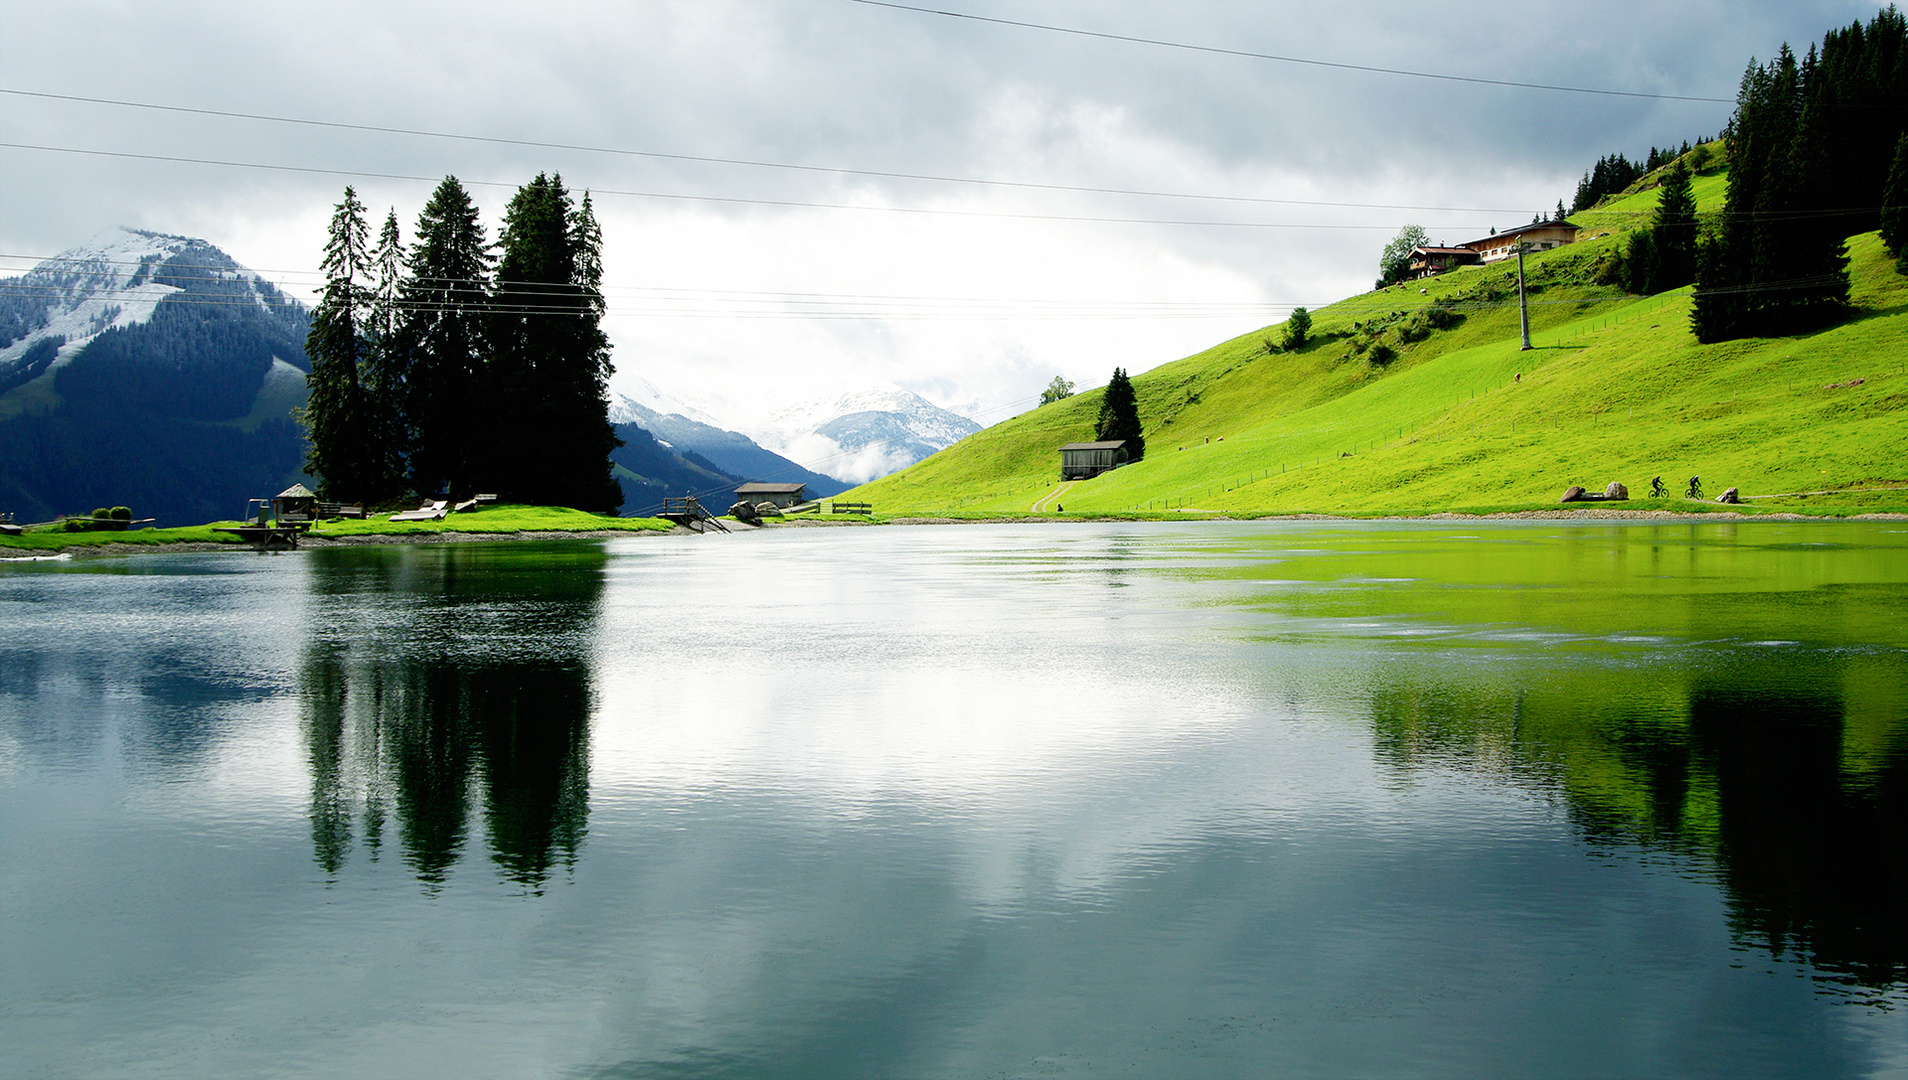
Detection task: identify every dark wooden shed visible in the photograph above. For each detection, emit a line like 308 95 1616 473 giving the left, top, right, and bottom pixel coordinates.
734 482 808 509
1059 440 1130 480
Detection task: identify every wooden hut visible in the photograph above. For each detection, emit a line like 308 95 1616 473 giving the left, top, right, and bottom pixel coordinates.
1059 440 1130 480
734 482 808 509
273 483 319 527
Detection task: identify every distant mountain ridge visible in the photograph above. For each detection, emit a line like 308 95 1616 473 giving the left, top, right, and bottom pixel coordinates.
609 393 847 500
0 228 312 526
745 383 981 484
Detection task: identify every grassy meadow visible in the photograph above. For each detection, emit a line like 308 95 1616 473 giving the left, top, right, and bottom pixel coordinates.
848 165 1908 519
0 504 674 552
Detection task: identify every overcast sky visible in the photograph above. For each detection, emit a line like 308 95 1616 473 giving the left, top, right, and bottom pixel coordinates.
0 0 1880 427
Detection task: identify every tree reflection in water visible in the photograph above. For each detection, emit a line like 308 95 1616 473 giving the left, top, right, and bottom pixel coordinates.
1367 651 1908 998
298 543 604 893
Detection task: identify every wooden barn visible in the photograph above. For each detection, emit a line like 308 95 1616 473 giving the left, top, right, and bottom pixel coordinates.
734 482 808 509
1059 440 1131 480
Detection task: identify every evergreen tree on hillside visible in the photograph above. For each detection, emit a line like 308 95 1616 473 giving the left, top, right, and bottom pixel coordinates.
1282 306 1312 349
395 177 492 495
1622 161 1699 295
1096 367 1144 461
1882 133 1908 272
302 187 372 500
1652 161 1699 291
485 175 621 511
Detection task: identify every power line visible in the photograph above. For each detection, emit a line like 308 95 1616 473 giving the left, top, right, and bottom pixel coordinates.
0 141 1474 231
0 85 1584 215
846 0 1735 103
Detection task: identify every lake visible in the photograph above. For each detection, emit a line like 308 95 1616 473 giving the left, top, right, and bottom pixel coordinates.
2 520 1905 1078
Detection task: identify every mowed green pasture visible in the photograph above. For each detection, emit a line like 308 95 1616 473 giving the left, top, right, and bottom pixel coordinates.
850 227 1908 517
0 505 673 551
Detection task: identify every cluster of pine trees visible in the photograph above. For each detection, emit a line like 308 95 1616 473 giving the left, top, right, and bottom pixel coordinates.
302 175 622 511
1693 8 1908 342
1570 144 1698 212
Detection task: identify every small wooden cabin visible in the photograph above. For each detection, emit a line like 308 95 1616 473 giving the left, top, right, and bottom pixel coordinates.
735 482 807 509
273 483 319 526
1408 245 1482 279
1059 440 1130 480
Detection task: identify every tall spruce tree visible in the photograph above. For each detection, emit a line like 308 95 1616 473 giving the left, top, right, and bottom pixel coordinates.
486 175 621 510
1651 161 1699 291
302 187 372 500
1622 161 1699 295
396 177 492 495
356 209 409 502
1883 133 1908 272
1096 367 1144 460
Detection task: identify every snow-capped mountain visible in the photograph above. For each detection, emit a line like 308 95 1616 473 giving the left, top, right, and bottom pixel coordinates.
606 375 722 430
608 392 846 498
0 228 311 525
0 228 302 397
745 383 981 485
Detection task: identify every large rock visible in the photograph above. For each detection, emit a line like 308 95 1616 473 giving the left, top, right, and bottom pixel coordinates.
1604 482 1629 501
1559 486 1587 503
1716 487 1741 504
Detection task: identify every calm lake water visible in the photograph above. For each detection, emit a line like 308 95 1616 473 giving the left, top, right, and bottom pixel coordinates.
2 520 1905 1078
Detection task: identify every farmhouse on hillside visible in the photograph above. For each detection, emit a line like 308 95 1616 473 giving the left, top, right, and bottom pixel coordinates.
1460 220 1580 264
1059 440 1132 480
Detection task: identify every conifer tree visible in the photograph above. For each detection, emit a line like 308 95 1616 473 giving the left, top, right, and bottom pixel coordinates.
1283 306 1312 349
1883 134 1908 273
396 177 492 495
1651 161 1699 292
302 186 372 500
356 209 408 501
485 175 621 510
1096 366 1144 460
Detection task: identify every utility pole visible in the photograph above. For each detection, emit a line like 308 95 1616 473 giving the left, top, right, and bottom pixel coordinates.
1516 241 1532 351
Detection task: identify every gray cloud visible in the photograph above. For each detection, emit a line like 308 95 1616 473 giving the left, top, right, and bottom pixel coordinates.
0 0 1881 422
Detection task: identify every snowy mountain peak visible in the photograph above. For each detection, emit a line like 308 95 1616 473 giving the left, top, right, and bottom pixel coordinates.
0 227 300 380
607 376 720 428
746 382 981 485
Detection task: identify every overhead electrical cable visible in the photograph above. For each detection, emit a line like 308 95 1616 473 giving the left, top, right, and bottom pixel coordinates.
0 85 1600 215
0 141 1856 234
845 0 1734 103
0 141 1490 230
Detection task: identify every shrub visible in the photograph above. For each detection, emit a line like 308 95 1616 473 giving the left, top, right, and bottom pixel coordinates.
111 506 132 520
1369 343 1397 365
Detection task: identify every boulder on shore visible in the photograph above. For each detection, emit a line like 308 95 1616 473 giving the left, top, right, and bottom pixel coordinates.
1716 487 1741 504
1604 482 1629 501
1560 486 1587 503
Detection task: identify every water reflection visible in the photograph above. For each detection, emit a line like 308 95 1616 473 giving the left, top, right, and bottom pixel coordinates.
297 544 602 890
1363 647 1907 996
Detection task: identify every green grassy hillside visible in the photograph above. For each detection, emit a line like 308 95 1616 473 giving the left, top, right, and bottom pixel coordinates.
851 174 1908 517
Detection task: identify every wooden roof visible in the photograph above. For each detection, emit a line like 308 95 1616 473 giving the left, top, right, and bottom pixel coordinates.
735 482 807 494
1459 221 1579 249
276 483 317 499
1059 441 1129 451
